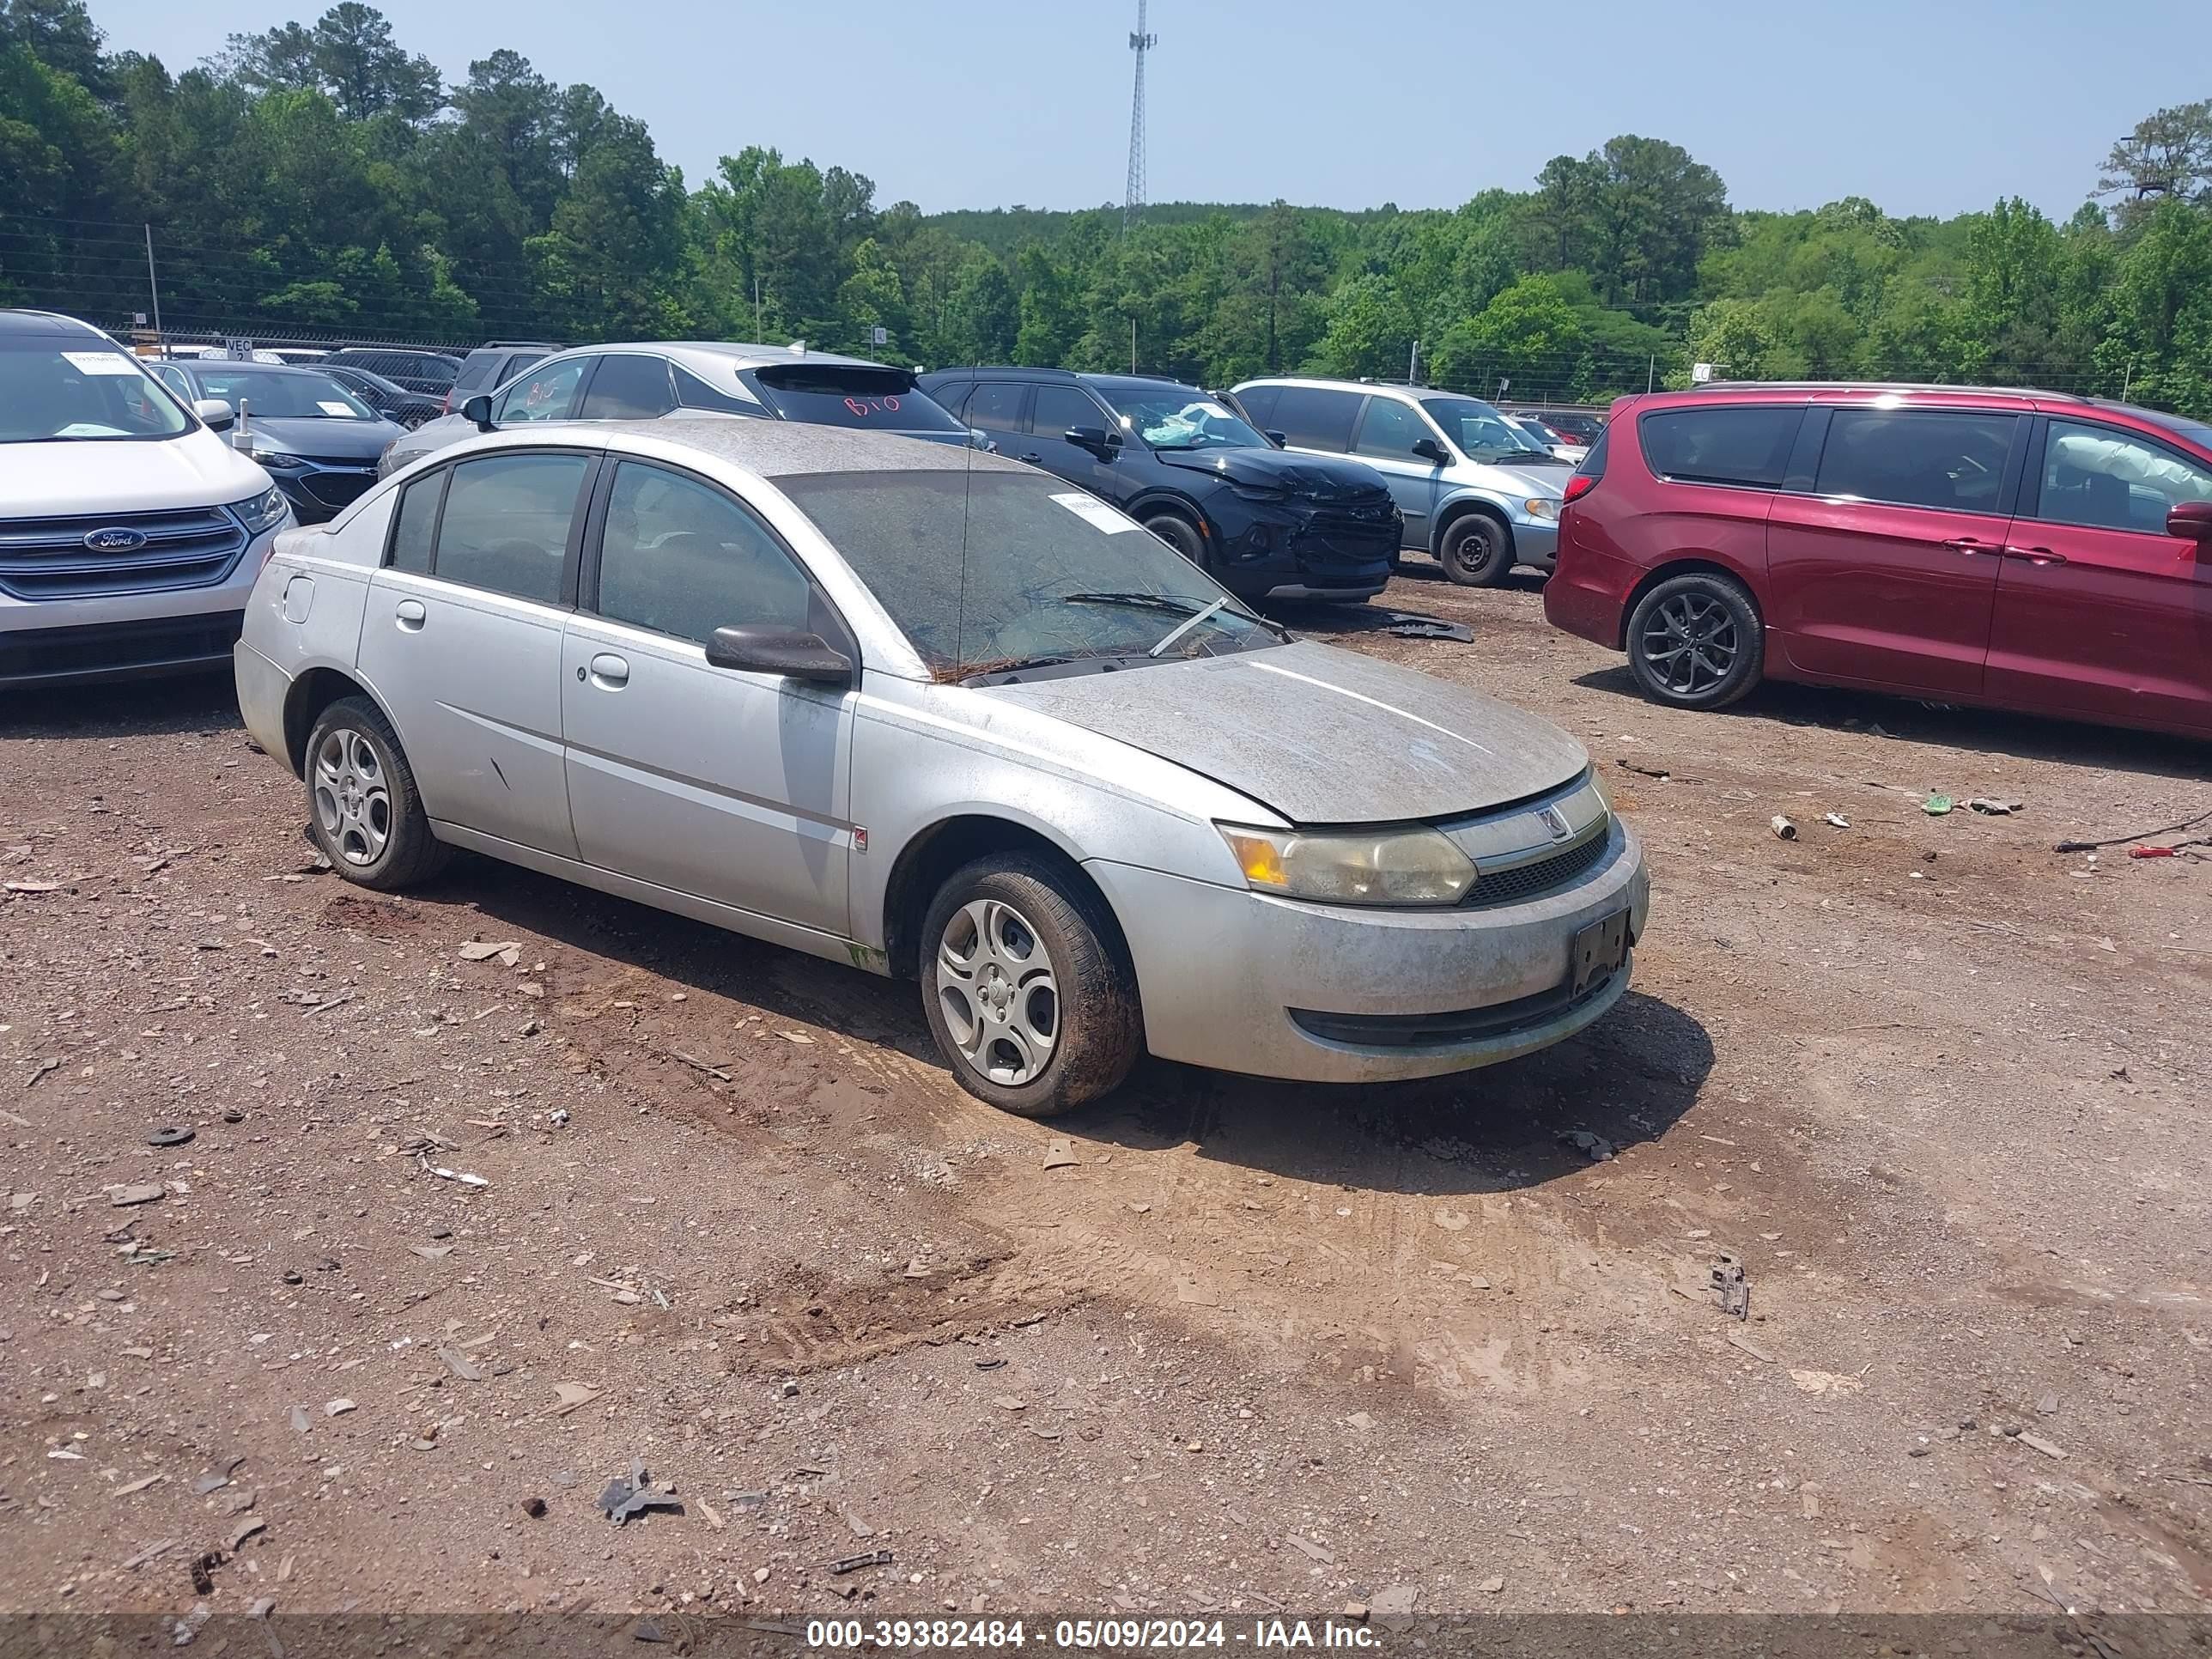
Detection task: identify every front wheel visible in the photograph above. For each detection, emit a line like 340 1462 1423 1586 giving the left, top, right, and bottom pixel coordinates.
920 855 1142 1117
1437 513 1512 586
1142 511 1208 572
1625 572 1764 710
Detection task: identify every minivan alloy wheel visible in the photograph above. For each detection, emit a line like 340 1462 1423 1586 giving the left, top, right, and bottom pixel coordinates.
1639 592 1740 696
935 898 1060 1086
313 728 392 866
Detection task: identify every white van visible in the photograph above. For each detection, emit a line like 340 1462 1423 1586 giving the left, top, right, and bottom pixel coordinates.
1 310 290 690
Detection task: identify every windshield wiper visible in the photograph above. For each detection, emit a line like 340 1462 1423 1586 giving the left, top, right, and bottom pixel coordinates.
1149 596 1232 657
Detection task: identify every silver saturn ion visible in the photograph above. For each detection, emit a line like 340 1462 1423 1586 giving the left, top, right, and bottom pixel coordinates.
234 420 1648 1116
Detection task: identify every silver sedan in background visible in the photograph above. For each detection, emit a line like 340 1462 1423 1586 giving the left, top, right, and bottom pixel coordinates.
234 420 1648 1115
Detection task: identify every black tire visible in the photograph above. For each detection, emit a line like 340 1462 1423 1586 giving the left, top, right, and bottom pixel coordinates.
303 696 451 890
919 854 1142 1117
1437 511 1513 586
1142 510 1208 573
1625 571 1764 711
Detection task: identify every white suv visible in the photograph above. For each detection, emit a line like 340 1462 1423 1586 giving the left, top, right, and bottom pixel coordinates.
0 310 290 690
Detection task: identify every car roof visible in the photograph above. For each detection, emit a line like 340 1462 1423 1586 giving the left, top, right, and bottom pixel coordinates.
0 307 113 340
540 340 895 374
1234 375 1478 404
1626 381 2083 409
507 416 1029 480
172 360 329 377
923 366 1200 395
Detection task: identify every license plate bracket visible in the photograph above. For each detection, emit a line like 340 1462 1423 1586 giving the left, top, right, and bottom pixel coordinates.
1569 909 1631 995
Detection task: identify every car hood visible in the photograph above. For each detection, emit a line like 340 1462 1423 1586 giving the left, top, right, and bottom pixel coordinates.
980 639 1588 823
0 428 270 515
247 415 404 460
1484 459 1572 497
1152 446 1391 501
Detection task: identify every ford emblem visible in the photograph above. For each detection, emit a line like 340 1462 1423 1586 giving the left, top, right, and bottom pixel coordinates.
83 526 148 553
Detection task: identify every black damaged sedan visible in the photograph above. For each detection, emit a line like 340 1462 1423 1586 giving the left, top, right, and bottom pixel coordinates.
920 367 1401 603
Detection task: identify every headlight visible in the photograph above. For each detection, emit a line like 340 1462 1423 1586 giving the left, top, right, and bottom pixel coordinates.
253 447 307 471
228 485 289 534
1522 497 1559 522
1228 479 1290 503
1217 823 1476 906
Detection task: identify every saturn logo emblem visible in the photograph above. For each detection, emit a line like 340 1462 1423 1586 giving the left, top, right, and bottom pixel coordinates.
1536 805 1573 842
83 527 149 553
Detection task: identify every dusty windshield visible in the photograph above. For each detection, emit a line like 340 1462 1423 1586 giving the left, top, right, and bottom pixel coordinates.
0 340 191 443
1097 387 1271 452
780 468 1281 680
1421 395 1555 462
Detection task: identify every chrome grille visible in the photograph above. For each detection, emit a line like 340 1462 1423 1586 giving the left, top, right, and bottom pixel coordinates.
0 506 249 600
1465 830 1613 909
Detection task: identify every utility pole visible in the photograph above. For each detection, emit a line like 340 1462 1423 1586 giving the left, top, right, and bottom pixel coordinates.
1124 0 1156 231
753 275 763 339
1646 356 1655 393
1407 338 1419 386
144 225 162 343
1130 315 1138 374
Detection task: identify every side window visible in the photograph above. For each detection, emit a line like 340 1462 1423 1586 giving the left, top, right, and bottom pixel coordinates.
580 354 678 421
432 453 587 604
965 382 1027 434
152 365 191 401
1270 386 1359 452
2036 419 2212 533
674 366 763 416
1813 410 2018 512
1234 385 1281 429
495 357 589 423
595 462 811 642
1030 384 1101 436
929 382 972 421
1639 406 1803 489
452 358 495 394
1353 397 1433 460
387 471 443 574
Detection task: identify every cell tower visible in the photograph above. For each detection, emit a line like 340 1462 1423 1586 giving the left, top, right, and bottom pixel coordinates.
1124 0 1156 229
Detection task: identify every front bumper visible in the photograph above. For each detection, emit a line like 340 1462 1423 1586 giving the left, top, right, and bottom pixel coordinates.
1088 818 1649 1084
1508 518 1560 571
1209 496 1398 600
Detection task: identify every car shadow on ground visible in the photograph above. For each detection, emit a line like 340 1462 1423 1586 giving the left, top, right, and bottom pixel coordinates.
0 671 241 741
412 851 1711 1200
1570 665 2211 777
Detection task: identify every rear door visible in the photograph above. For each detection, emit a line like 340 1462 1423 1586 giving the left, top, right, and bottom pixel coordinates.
1985 416 2212 735
1765 404 2021 696
355 449 594 855
1270 385 1362 461
1351 394 1443 547
560 459 855 934
577 353 679 422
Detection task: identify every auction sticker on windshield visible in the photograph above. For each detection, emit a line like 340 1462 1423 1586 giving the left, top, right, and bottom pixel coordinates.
317 400 355 416
63 351 143 376
1049 492 1137 533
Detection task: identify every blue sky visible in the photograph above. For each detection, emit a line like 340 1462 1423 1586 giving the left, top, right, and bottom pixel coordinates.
86 0 2212 221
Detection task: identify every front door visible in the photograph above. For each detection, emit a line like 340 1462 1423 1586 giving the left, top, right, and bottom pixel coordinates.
354 450 593 855
1350 394 1444 547
1985 416 2212 735
1024 382 1124 502
1765 405 2022 696
560 459 855 937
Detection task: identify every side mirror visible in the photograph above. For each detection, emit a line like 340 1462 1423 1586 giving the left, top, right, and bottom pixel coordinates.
2165 499 2212 547
462 393 495 432
1264 429 1287 447
1412 436 1450 465
1066 425 1121 459
192 398 234 432
705 625 853 687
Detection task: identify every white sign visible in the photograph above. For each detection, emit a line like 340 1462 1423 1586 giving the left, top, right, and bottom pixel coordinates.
317 400 356 417
226 337 256 362
871 325 888 347
1691 362 1715 384
62 350 143 376
1049 492 1138 534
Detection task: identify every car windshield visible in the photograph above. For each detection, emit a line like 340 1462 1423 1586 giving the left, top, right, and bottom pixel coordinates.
1421 396 1554 461
188 366 378 419
780 467 1280 679
750 366 965 432
0 338 192 443
2138 408 2212 453
1095 386 1271 451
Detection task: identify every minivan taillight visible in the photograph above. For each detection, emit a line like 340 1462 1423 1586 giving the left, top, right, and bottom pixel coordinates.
1564 472 1597 503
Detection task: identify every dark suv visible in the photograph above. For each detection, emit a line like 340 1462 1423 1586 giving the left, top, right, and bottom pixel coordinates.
444 341 561 415
919 367 1401 602
320 346 464 399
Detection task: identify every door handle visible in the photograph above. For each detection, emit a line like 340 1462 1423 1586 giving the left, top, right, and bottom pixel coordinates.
1941 537 1995 555
394 599 426 629
2002 545 2068 566
584 652 629 689
1017 452 1042 465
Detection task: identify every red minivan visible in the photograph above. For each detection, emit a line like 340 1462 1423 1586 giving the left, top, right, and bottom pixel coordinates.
1544 384 2212 740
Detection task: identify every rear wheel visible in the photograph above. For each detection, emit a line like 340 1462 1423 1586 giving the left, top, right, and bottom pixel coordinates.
1142 511 1208 573
1437 512 1512 586
920 855 1141 1117
1625 572 1764 710
304 696 451 890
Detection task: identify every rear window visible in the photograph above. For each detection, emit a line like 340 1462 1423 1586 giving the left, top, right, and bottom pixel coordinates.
1639 405 1802 489
1573 424 1609 484
1813 409 2018 512
750 366 964 432
1269 385 1360 452
1232 384 1282 428
453 357 498 393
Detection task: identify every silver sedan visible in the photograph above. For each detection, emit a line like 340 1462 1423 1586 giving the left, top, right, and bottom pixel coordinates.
234 419 1649 1115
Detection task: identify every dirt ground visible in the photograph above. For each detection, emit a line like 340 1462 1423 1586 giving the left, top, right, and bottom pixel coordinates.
3 565 2208 1629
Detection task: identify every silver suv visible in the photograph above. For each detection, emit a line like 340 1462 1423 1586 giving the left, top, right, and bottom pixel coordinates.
1232 379 1575 585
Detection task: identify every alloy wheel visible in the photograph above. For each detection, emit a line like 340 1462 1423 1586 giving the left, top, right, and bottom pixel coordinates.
935 898 1060 1087
1639 592 1741 696
313 727 392 867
